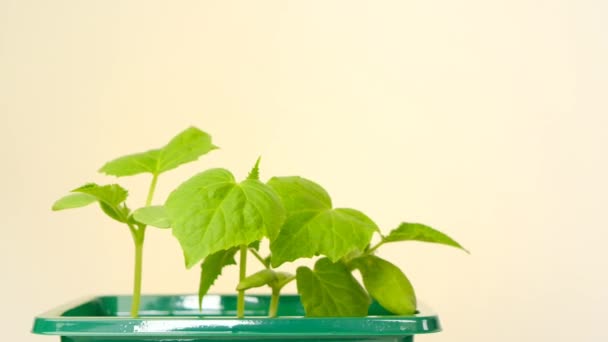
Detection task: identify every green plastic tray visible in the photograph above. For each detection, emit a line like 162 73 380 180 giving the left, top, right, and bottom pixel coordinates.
32 294 441 341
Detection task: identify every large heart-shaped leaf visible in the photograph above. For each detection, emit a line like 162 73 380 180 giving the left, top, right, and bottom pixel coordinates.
296 258 370 317
268 177 377 267
165 168 285 268
99 127 218 177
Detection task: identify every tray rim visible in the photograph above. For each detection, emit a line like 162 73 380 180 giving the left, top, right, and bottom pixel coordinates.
32 294 441 337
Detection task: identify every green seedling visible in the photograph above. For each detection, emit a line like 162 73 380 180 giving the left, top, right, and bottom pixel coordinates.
268 176 468 317
151 160 467 318
54 127 466 319
52 127 217 318
162 157 285 318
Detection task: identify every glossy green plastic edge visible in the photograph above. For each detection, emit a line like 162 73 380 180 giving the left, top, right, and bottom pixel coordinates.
32 294 441 338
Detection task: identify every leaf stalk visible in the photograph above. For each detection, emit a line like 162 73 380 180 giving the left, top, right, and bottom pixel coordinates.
145 174 159 207
249 248 269 269
366 240 385 255
237 244 248 318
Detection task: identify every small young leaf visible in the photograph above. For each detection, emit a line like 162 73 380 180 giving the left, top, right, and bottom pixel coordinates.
99 202 129 223
52 193 97 211
165 168 285 268
351 255 416 315
268 177 377 267
198 248 238 309
72 183 128 207
99 127 218 177
247 157 261 181
60 183 130 223
384 222 468 252
132 206 171 228
296 258 370 317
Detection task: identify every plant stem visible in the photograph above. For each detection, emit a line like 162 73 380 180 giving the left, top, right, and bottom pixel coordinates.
237 244 248 318
249 248 268 269
145 174 159 206
367 240 385 255
268 287 280 318
131 229 145 318
130 173 159 318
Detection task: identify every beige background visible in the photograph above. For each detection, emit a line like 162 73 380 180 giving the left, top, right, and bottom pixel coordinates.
1 1 607 341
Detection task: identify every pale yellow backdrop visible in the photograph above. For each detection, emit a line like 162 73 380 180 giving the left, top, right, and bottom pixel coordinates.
1 1 607 341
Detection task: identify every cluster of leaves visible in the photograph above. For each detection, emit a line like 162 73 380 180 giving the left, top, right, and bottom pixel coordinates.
52 127 218 317
52 126 467 318
146 161 467 317
53 126 217 219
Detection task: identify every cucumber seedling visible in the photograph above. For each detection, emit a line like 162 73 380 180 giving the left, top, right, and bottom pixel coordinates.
52 127 217 317
147 160 468 318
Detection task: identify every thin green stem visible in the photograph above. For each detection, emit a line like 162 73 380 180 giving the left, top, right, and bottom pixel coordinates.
145 174 159 206
279 275 296 289
249 248 268 269
130 230 145 318
237 244 248 318
130 173 159 318
268 287 280 318
366 240 385 255
127 222 137 237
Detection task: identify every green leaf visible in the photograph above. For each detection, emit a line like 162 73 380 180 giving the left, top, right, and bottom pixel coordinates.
52 193 97 211
384 222 468 253
249 240 261 251
72 183 128 207
165 168 286 268
132 206 171 228
296 258 370 317
198 248 238 310
268 176 331 212
98 202 129 223
99 127 218 177
247 156 261 180
60 183 130 223
268 177 377 267
237 269 294 291
351 255 416 315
